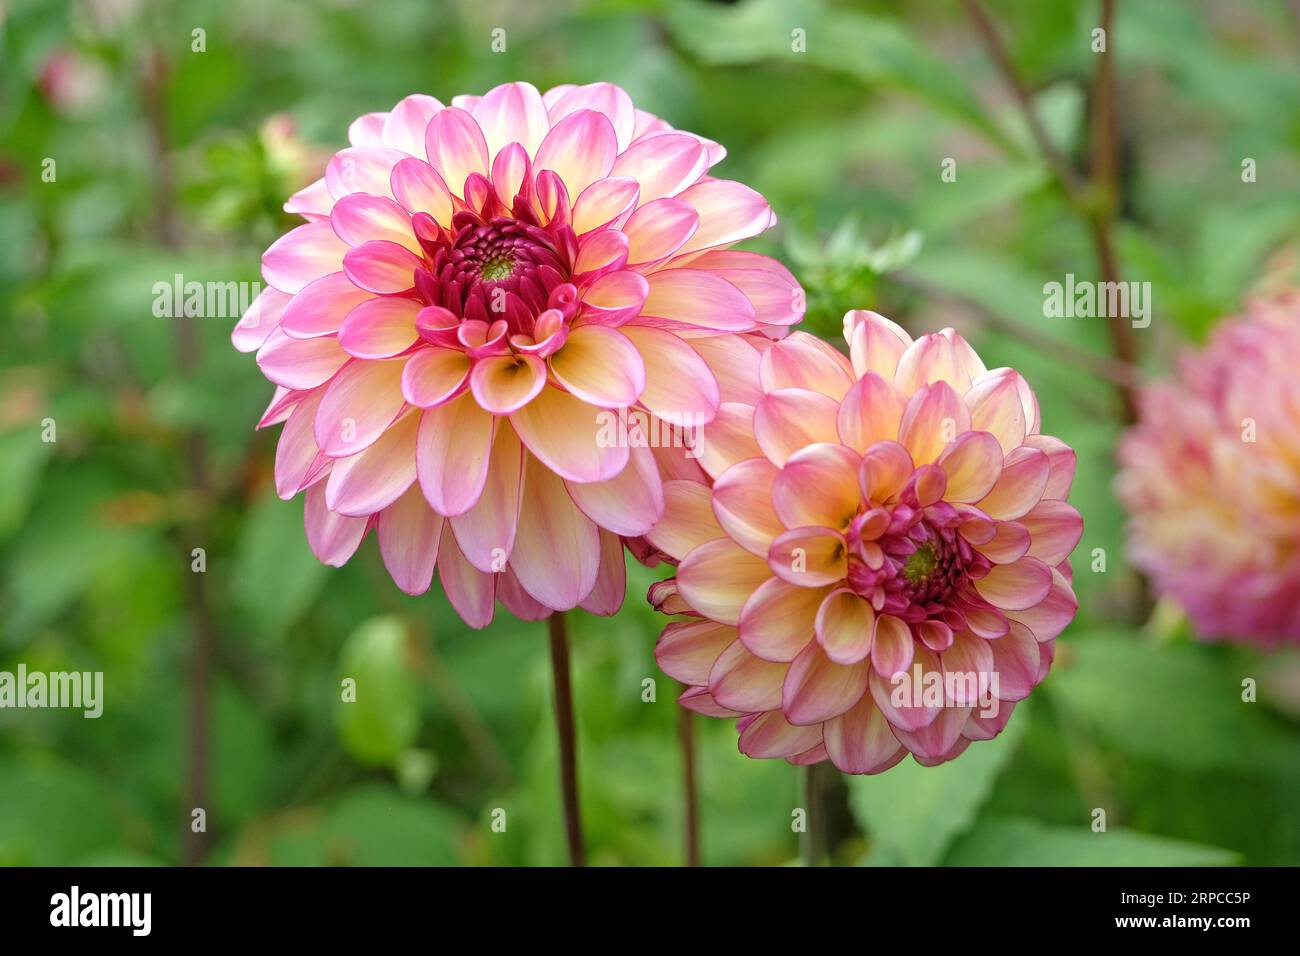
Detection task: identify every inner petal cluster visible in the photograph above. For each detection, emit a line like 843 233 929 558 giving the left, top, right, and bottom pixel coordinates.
844 487 991 624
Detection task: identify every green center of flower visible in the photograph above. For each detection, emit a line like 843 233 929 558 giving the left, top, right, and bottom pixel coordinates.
903 543 938 584
480 253 515 281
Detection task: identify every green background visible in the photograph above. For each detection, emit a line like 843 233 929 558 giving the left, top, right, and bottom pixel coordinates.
2 0 1298 866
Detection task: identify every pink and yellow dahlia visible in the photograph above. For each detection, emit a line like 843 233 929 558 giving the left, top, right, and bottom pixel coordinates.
232 83 802 626
1118 292 1300 645
646 311 1082 772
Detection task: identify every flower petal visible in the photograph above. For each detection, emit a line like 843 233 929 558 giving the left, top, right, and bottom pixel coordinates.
977 445 1050 520
709 640 787 712
533 109 618 198
610 132 708 204
894 328 987 396
655 619 737 684
390 157 454 226
304 482 367 567
566 443 664 537
736 709 823 759
620 325 720 423
687 333 764 404
509 454 601 610
737 576 827 662
697 402 762 480
974 555 1054 610
1021 499 1084 565
898 381 971 465
381 93 444 157
256 329 348 390
869 613 914 679
816 589 876 665
772 442 862 530
342 240 422 295
547 82 637 151
677 538 772 625
331 193 421 253
1004 567 1078 641
325 410 419 515
416 394 495 515
438 530 495 628
571 176 640 234
844 310 912 379
471 81 549 158
280 272 373 339
639 269 756 333
824 695 905 774
401 347 470 407
233 286 289 352
424 106 489 195
760 332 855 400
645 479 722 560
377 482 444 594
753 388 841 467
447 423 524 573
314 358 406 456
580 529 628 615
767 526 847 587
338 296 420 358
510 385 629 483
262 222 348 295
471 353 547 414
936 430 1004 502
711 457 783 557
783 643 871 725
549 325 645 408
674 178 774 255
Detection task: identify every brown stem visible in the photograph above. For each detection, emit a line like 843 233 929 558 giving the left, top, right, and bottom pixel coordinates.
960 0 1083 195
1086 0 1140 423
802 763 828 866
547 612 585 866
962 0 1140 423
677 695 700 866
142 48 215 867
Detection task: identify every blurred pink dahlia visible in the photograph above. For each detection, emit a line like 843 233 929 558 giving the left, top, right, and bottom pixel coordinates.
232 82 801 627
1118 292 1300 645
646 311 1082 772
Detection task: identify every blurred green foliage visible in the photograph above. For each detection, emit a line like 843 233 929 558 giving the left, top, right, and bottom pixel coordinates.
1 0 1298 866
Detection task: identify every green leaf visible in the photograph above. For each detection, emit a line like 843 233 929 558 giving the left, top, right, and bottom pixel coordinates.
664 0 1006 146
847 704 1029 866
0 760 122 865
231 488 326 636
945 817 1239 866
0 426 53 541
1048 635 1300 775
260 785 461 866
335 616 420 768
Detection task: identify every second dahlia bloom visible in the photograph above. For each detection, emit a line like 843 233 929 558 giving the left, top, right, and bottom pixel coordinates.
647 312 1081 772
231 82 801 627
1118 292 1300 645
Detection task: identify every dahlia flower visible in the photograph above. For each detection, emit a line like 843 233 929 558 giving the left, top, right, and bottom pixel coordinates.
647 311 1082 772
1118 292 1300 645
232 82 801 626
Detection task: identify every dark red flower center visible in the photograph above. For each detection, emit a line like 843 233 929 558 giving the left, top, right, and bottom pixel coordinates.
843 489 990 626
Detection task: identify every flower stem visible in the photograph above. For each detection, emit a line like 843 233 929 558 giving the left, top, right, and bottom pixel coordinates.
547 611 585 866
802 763 828 866
677 697 700 866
